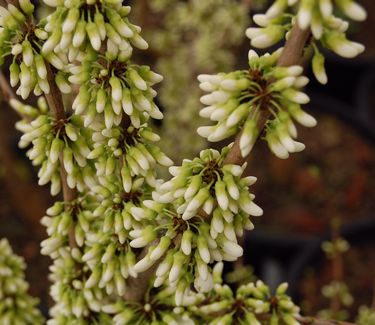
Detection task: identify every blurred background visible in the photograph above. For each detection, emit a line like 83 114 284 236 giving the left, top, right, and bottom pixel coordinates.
0 0 374 321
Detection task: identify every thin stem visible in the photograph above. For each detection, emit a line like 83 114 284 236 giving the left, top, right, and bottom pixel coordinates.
296 315 355 325
44 60 78 248
0 73 15 102
330 220 344 315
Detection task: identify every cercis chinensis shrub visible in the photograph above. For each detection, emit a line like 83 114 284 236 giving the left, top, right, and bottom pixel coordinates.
0 0 368 324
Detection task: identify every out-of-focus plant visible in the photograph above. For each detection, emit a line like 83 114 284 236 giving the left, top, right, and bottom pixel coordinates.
357 306 375 325
318 225 352 321
0 239 44 325
139 0 250 163
303 220 375 323
0 0 369 324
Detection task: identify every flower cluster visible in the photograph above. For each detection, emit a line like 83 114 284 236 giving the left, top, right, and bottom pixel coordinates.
88 124 172 190
70 56 164 129
194 279 300 325
0 239 44 325
198 50 317 159
79 179 158 296
41 198 97 253
132 147 261 303
47 247 113 325
156 147 262 221
82 231 138 296
11 98 94 195
42 0 148 55
246 0 366 84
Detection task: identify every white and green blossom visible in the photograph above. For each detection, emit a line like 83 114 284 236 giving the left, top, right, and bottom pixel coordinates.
198 51 316 159
11 98 94 195
0 0 70 98
247 0 366 83
88 124 172 190
70 56 163 129
42 0 148 55
47 247 113 325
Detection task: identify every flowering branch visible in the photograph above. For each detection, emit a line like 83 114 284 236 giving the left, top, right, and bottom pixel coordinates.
123 25 312 305
224 24 311 165
3 0 78 249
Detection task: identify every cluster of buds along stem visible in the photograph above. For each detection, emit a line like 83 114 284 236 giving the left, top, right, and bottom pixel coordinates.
0 239 44 325
247 0 366 84
70 56 164 129
193 280 300 325
74 178 156 296
11 98 94 195
198 50 316 159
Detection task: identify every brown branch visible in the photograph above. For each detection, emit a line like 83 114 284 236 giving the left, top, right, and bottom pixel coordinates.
0 73 15 101
45 64 66 122
123 260 159 302
1 65 77 248
224 24 311 165
1 0 78 247
44 63 78 248
241 0 252 10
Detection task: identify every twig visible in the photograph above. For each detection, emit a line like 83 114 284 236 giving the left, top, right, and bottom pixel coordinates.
330 220 344 315
0 73 15 101
296 315 355 325
45 61 78 248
